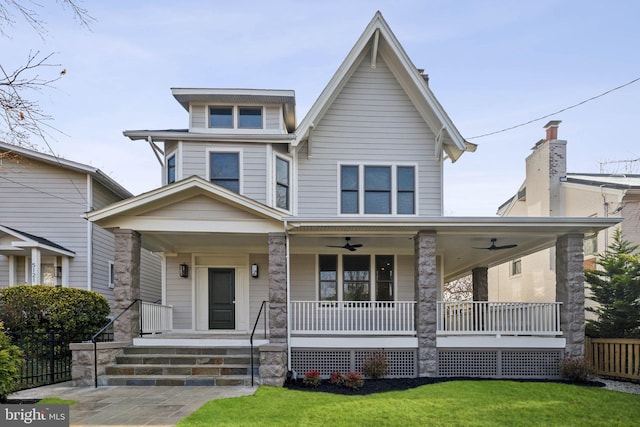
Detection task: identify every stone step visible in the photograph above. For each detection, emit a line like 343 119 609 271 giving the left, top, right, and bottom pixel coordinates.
115 354 256 366
98 374 256 387
123 346 258 356
105 364 256 376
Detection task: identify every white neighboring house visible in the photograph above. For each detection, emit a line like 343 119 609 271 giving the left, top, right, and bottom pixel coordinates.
0 141 161 309
86 13 619 382
489 121 640 313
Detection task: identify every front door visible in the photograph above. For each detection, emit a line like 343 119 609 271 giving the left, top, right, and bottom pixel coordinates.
208 268 235 329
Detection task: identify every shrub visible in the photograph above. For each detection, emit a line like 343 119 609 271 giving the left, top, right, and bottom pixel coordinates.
303 370 321 387
362 350 388 379
560 356 593 382
329 370 344 386
0 322 23 402
0 285 110 336
343 371 364 390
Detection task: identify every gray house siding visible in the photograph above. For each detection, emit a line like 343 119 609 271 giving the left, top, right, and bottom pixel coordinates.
140 249 161 303
0 156 89 288
249 253 269 331
166 254 192 329
296 52 441 217
180 142 268 203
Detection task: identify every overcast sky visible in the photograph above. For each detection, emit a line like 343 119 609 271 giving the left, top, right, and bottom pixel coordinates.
2 0 638 215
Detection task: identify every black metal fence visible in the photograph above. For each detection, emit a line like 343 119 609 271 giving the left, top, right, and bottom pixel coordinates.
8 328 112 391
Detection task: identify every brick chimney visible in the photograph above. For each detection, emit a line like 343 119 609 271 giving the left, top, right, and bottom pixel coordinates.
544 120 561 141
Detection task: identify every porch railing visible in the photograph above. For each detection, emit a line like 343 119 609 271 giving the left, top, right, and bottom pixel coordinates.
291 301 415 335
141 301 173 334
437 301 562 336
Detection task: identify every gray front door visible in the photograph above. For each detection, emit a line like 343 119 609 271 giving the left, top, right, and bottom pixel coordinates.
208 268 235 329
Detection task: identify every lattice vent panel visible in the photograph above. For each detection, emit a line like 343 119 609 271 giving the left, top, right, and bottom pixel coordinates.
438 351 498 377
290 351 350 377
354 350 416 378
502 351 562 378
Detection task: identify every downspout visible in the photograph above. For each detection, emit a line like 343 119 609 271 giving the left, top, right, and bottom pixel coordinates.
285 220 291 370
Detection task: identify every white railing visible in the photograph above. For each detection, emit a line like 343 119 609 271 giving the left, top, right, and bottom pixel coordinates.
141 301 173 334
291 301 415 335
437 301 562 336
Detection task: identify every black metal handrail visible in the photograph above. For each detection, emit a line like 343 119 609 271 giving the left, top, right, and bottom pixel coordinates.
250 300 268 386
90 299 142 388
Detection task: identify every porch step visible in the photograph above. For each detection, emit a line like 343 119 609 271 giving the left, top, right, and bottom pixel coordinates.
99 346 260 387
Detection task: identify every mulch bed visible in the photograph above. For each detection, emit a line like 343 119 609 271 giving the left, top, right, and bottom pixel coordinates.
283 376 605 396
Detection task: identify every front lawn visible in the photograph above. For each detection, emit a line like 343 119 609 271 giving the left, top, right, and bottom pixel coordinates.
178 380 640 426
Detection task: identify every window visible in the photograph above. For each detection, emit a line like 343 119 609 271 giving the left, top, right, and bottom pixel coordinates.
584 233 598 256
167 154 176 184
319 255 338 301
510 259 522 276
340 164 416 215
397 166 415 214
210 152 240 193
365 166 391 214
375 255 394 301
343 255 370 301
209 106 233 128
276 157 290 210
238 107 262 129
340 166 359 214
108 261 115 288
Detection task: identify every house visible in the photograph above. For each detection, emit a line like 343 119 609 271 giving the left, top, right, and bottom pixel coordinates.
489 121 640 313
85 12 619 385
0 141 161 308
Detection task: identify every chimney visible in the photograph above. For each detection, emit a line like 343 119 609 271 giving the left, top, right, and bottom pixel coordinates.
544 120 562 141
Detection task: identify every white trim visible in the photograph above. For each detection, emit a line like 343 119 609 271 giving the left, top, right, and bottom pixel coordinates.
437 336 566 349
161 254 167 305
133 337 269 347
291 336 418 348
205 147 244 194
61 257 70 287
8 255 15 286
87 174 93 290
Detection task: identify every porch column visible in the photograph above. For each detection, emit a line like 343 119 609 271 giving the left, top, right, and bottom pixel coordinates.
414 230 437 377
268 232 287 344
556 233 585 358
113 229 141 344
472 267 488 301
31 248 41 284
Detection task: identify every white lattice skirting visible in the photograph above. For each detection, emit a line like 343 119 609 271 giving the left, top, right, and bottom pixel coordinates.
291 349 417 378
438 350 562 378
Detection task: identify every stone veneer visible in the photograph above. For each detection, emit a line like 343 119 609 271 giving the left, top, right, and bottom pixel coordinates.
414 231 437 376
555 233 585 358
259 343 288 386
268 233 287 343
113 229 141 343
70 342 127 386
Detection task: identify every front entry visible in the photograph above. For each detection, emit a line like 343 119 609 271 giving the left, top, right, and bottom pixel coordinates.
208 268 235 329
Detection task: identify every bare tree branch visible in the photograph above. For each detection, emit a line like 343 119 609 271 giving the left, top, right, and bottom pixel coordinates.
443 275 473 302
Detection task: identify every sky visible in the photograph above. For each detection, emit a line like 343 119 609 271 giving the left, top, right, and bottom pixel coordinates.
1 0 639 216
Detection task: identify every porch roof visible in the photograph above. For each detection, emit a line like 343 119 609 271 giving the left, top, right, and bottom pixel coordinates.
0 225 76 257
285 216 621 281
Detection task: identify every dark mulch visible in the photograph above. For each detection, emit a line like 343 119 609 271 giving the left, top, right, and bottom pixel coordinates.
284 376 605 396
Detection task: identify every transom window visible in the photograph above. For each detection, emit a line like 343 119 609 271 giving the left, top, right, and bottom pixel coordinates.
210 152 240 193
275 156 290 210
319 254 395 301
209 106 263 129
340 164 416 215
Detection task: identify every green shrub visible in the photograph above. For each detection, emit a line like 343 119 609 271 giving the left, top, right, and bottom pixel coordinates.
0 285 110 336
0 322 23 402
362 350 388 379
560 356 593 382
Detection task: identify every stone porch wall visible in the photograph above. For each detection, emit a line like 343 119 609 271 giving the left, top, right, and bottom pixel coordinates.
70 342 128 386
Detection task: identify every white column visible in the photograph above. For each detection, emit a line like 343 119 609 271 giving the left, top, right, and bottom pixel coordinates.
31 248 41 284
61 257 70 287
8 255 16 286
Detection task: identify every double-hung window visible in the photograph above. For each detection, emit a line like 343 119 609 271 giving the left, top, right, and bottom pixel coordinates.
209 106 263 129
340 164 416 215
209 107 234 128
238 107 263 129
167 154 176 184
319 255 338 301
210 152 240 193
319 255 394 302
276 156 290 210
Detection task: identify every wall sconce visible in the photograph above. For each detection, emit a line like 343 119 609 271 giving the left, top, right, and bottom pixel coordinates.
179 263 189 278
251 263 259 278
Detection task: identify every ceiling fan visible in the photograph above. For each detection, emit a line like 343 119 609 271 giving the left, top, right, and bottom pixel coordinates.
326 237 363 252
473 238 518 251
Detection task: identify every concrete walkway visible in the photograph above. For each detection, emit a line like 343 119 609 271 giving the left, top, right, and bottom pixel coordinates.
8 383 257 426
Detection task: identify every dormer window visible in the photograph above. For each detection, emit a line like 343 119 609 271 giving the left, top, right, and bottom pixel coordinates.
208 106 263 130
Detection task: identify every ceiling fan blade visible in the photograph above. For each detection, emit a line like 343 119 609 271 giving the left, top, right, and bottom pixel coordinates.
326 245 347 248
350 244 363 248
346 246 358 252
494 244 518 250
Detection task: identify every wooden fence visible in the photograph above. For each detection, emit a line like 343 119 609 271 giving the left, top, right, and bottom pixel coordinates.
585 337 640 381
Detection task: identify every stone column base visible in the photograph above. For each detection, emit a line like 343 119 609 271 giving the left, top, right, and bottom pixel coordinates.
70 342 128 386
259 343 288 387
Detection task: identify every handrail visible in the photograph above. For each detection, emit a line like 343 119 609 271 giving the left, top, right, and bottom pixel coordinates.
91 299 142 388
250 300 268 387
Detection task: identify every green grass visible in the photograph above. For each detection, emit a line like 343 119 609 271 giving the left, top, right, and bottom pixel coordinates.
177 381 640 427
37 397 77 405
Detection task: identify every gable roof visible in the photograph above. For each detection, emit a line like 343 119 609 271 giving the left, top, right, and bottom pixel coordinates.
293 11 474 162
563 173 640 190
0 225 75 257
0 141 133 199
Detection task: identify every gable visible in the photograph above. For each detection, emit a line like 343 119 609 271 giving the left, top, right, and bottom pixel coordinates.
143 194 261 221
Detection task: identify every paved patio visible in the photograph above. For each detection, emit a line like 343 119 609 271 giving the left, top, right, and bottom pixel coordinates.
8 383 257 426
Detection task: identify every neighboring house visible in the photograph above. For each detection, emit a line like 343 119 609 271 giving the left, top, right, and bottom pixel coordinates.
86 12 619 383
0 141 161 308
489 121 640 315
